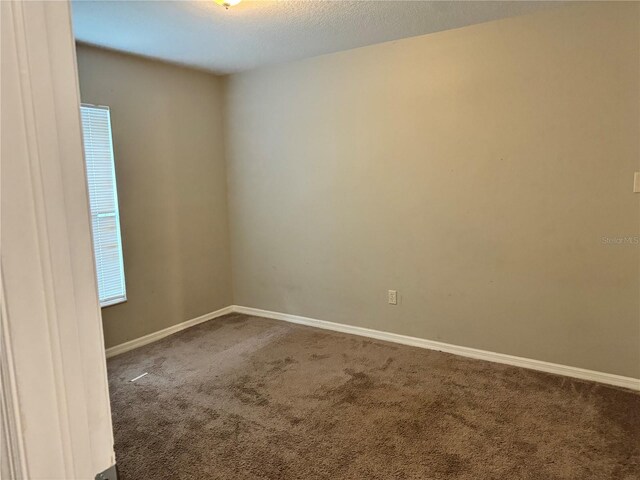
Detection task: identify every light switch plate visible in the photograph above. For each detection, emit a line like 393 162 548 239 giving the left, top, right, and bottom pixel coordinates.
635 172 640 193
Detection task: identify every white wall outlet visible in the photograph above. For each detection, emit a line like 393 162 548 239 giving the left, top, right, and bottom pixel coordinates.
388 290 397 305
634 172 640 193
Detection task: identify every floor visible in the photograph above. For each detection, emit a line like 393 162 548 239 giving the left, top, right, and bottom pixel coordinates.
108 313 640 479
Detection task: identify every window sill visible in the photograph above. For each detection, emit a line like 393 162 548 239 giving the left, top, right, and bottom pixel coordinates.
100 296 127 309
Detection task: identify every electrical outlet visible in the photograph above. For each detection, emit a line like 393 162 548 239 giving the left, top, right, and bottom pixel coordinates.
388 290 397 305
634 172 640 193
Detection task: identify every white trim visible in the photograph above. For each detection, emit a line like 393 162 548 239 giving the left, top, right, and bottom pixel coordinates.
0 268 28 480
2 1 115 476
105 306 234 358
232 306 640 391
100 295 127 308
104 303 640 391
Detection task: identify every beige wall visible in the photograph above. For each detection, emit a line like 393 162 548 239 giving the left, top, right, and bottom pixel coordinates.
76 45 232 348
224 3 640 377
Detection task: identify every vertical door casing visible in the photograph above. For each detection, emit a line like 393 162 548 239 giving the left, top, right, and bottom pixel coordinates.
1 1 115 478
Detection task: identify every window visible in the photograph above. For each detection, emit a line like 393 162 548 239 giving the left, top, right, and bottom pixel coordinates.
80 104 126 307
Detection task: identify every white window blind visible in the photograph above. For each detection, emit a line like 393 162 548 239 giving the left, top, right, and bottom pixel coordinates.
80 104 126 307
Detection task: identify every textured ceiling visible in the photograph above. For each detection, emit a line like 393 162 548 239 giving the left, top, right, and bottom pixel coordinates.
72 1 571 75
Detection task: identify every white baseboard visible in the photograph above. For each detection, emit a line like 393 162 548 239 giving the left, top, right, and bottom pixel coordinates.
232 305 640 391
105 306 234 358
104 303 639 391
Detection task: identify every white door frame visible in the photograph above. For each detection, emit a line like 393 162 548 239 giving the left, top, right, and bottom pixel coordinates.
1 1 116 478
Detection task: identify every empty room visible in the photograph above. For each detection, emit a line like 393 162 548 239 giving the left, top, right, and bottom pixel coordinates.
2 1 639 479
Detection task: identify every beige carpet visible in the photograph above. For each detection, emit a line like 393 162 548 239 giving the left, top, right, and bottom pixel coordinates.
108 313 639 479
